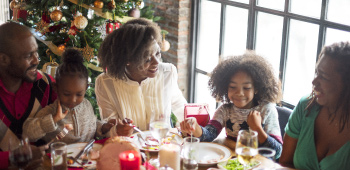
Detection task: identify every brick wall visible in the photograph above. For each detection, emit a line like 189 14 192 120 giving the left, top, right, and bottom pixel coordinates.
144 0 191 100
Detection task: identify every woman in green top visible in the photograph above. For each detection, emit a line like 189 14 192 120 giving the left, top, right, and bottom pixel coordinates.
280 42 350 169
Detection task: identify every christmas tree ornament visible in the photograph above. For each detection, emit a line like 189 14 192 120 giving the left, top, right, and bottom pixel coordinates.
42 61 59 77
12 1 28 22
9 0 18 10
81 44 94 61
50 9 63 22
68 25 78 36
58 44 66 52
87 7 95 19
94 0 104 9
128 8 140 18
74 13 88 29
35 19 50 35
97 21 107 39
42 11 50 23
161 33 170 52
107 0 116 10
106 20 121 34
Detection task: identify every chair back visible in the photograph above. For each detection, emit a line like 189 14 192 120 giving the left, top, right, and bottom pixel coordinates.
276 106 292 137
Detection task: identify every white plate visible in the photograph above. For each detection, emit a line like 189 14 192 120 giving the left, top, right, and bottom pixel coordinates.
217 158 261 170
130 131 183 152
194 142 233 166
66 142 103 167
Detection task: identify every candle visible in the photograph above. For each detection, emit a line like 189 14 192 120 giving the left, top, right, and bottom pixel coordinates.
119 150 141 170
158 144 181 170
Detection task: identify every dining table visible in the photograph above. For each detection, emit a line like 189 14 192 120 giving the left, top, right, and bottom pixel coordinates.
38 130 295 170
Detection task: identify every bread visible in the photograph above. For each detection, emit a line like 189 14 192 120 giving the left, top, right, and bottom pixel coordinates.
97 136 140 170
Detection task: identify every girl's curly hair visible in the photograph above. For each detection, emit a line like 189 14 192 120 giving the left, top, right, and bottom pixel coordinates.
98 18 162 80
307 41 350 132
208 50 281 105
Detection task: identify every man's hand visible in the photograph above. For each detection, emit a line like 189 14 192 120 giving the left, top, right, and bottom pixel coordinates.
53 100 68 123
23 145 48 170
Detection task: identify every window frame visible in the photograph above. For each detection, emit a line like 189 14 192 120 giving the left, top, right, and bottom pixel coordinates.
189 0 350 109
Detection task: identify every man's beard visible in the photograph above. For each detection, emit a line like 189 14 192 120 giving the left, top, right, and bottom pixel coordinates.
8 65 38 83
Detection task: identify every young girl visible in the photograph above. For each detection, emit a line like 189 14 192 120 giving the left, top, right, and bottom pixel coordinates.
23 48 116 144
180 51 283 158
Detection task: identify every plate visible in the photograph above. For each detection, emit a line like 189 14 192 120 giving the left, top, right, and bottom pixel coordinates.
66 142 103 167
130 131 183 152
194 142 233 166
217 158 261 170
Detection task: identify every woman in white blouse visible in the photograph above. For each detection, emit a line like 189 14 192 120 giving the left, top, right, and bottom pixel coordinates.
95 18 187 135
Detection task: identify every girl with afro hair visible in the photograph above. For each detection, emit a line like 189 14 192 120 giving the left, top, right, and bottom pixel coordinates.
181 50 283 158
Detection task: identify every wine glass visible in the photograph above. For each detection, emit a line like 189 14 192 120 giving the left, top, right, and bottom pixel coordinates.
9 136 33 170
235 130 258 170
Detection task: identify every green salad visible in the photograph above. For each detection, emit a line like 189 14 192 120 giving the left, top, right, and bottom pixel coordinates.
223 159 259 170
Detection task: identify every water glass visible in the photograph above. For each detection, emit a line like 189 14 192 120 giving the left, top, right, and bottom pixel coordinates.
182 137 200 170
51 142 67 170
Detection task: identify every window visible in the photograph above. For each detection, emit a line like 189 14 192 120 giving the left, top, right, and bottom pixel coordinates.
190 0 350 114
0 0 10 24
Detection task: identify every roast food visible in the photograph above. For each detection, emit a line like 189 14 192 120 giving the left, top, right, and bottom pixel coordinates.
97 136 140 170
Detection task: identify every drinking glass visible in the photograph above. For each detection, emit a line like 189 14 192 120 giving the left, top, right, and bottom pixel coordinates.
50 142 67 170
182 137 200 170
235 130 258 170
149 116 170 145
9 136 33 170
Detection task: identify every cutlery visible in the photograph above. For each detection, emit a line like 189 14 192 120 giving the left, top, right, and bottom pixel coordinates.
71 139 95 164
137 133 158 146
133 125 145 135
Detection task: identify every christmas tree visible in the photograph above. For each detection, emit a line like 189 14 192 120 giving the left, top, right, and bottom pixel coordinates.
10 0 143 118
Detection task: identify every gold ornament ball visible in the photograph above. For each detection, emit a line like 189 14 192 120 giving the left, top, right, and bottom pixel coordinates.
94 0 104 8
74 16 88 29
50 9 63 22
58 44 66 52
161 39 170 52
9 0 18 10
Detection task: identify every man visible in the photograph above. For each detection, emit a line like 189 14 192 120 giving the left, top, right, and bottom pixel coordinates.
0 22 56 169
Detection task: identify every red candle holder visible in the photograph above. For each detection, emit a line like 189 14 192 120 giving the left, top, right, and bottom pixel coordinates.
119 150 141 170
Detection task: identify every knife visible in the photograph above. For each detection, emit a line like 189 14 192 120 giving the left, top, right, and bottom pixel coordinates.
72 139 95 163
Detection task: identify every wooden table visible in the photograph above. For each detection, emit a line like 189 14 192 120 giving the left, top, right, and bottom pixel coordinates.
40 131 295 170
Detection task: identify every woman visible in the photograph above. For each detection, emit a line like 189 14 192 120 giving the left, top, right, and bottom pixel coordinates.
280 42 350 169
95 18 187 134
